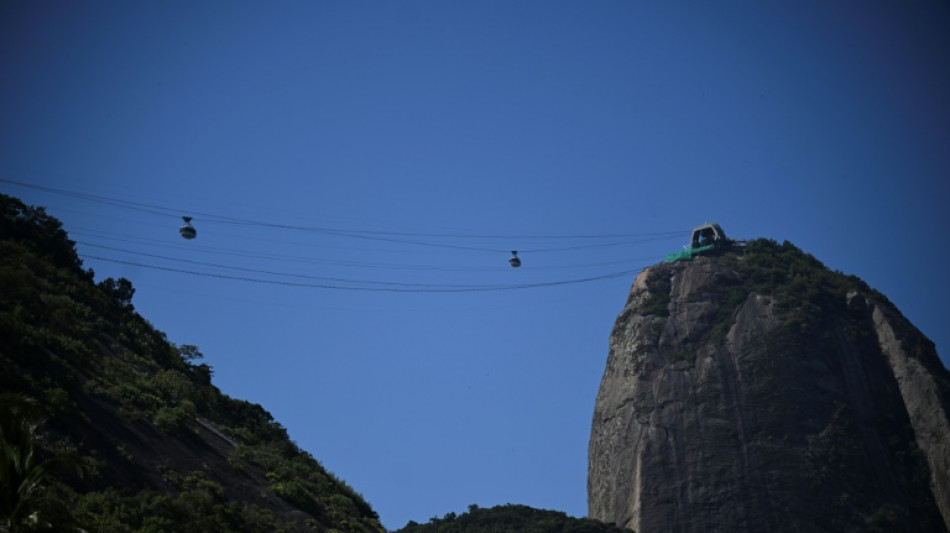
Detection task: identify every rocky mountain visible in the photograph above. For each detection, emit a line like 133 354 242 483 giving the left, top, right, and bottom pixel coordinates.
0 193 383 532
588 239 950 532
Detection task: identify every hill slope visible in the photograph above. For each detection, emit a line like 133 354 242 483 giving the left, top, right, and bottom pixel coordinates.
0 193 383 532
588 240 950 532
394 504 630 533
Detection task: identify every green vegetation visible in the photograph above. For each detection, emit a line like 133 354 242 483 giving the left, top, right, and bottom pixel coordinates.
709 239 887 343
395 504 632 533
728 239 878 310
0 193 381 532
639 270 671 317
641 238 895 355
72 466 310 533
672 349 695 365
0 393 83 533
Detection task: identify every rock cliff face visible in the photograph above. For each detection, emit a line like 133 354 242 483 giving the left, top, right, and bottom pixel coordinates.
588 241 950 532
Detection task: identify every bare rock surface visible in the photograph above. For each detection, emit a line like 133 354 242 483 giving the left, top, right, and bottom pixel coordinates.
588 244 950 532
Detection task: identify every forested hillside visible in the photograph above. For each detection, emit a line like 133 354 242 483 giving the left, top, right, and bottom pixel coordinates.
395 504 630 533
0 193 383 532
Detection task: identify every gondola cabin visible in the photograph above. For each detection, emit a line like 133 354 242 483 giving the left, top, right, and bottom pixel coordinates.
179 216 197 239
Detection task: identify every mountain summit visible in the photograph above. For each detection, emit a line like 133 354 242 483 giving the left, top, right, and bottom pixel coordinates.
588 240 950 532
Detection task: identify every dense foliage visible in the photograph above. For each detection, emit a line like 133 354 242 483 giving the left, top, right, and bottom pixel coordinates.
728 239 883 309
717 240 899 339
0 194 381 532
0 393 84 532
395 504 631 533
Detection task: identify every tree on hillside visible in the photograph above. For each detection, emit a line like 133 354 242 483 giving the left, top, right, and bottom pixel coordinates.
396 504 632 533
0 194 85 276
0 393 83 533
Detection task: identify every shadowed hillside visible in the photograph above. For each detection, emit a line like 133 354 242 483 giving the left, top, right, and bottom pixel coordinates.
0 193 383 532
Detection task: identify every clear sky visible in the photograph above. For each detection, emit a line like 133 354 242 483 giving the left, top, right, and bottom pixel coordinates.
2 1 948 529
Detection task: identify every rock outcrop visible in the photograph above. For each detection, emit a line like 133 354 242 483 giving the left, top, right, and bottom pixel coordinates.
588 241 950 532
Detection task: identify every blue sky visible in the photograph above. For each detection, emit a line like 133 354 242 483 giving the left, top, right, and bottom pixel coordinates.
2 1 948 529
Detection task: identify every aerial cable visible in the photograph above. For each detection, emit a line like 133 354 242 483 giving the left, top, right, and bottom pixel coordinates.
75 232 654 272
74 231 486 271
212 214 681 240
0 178 185 218
69 227 475 261
73 223 669 270
210 216 683 242
520 234 688 253
73 220 679 255
165 216 681 254
82 254 648 293
78 242 475 287
1 178 685 243
72 229 504 271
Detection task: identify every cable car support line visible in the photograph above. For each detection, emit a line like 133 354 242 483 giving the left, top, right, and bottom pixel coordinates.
83 254 648 293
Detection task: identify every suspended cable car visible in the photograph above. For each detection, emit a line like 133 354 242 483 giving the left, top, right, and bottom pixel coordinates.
179 216 197 239
509 250 521 268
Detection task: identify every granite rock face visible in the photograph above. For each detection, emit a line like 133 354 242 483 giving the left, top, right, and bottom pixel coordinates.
588 244 950 532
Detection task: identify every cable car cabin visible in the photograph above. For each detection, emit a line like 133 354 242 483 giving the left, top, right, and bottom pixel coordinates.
179 216 197 239
664 223 730 262
509 251 521 268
